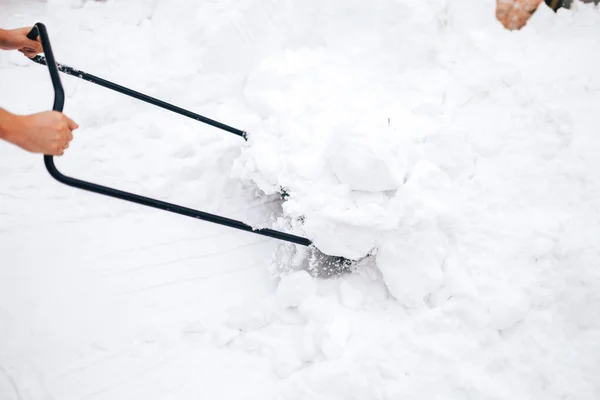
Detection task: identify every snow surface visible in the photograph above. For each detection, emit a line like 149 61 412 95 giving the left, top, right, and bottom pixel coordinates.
1 0 600 399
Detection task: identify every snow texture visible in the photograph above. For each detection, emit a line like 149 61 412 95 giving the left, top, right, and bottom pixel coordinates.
1 0 600 399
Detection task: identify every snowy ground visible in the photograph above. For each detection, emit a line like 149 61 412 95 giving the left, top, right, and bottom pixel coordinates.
1 0 600 399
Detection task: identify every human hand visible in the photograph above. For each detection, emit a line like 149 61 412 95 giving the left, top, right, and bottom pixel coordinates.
5 111 78 156
496 0 544 30
0 27 43 58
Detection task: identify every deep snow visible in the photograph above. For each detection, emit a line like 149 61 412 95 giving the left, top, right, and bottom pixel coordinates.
1 0 600 399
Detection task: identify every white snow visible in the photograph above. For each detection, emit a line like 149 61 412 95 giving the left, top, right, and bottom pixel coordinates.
1 0 600 399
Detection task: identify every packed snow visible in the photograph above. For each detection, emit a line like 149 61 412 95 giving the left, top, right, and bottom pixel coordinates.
1 0 599 399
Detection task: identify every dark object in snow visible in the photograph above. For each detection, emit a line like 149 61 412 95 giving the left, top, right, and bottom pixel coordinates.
25 23 334 255
546 0 600 10
546 0 564 10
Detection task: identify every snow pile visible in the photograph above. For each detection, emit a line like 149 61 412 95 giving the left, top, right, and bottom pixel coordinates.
232 0 600 304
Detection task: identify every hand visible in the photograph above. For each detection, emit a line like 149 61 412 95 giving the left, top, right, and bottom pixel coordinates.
496 0 544 30
0 27 42 58
5 111 78 156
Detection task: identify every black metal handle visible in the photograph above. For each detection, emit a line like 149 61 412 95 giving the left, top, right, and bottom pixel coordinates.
28 22 312 247
28 24 64 112
26 25 39 41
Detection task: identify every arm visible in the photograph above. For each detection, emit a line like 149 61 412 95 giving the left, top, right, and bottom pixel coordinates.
1 26 78 155
0 27 42 57
0 108 78 156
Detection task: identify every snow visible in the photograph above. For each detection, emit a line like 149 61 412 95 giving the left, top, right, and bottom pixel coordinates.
1 0 600 399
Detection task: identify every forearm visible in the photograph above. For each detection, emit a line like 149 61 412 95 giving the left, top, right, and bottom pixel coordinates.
0 108 18 141
0 29 10 50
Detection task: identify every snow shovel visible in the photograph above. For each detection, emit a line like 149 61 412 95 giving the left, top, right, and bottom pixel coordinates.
26 23 312 242
26 23 354 273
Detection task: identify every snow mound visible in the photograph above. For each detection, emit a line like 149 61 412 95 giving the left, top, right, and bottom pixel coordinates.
231 0 600 308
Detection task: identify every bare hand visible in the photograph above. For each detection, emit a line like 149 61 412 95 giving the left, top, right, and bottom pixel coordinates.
7 111 78 156
0 27 42 58
496 0 544 30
